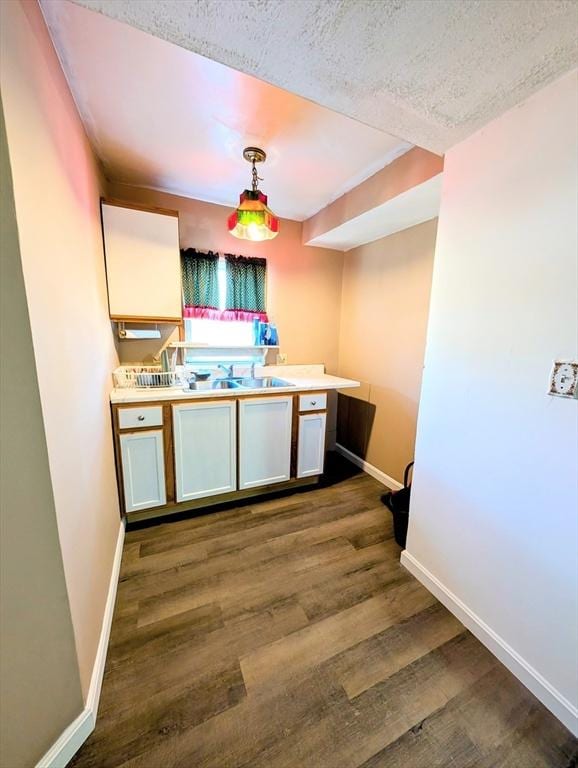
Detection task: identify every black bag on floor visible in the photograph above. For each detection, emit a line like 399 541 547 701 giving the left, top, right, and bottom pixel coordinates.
381 461 414 548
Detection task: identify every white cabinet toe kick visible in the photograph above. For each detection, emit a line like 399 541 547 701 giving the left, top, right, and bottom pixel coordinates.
112 391 329 521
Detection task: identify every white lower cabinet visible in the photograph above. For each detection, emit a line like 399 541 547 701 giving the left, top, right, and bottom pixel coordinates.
238 396 293 489
297 412 327 478
120 430 166 513
173 400 237 502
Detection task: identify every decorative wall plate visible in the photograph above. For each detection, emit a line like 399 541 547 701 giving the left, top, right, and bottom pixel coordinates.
548 361 578 398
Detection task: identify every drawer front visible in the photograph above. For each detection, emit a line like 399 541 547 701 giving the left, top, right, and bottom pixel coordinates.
299 393 327 412
118 405 163 430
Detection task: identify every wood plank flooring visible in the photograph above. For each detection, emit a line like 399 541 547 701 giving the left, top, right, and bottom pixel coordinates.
70 455 577 768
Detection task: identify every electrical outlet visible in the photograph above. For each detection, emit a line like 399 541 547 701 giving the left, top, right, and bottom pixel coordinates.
548 360 578 398
276 352 288 365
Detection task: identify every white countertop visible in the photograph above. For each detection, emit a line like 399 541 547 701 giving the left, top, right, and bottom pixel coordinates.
110 365 360 404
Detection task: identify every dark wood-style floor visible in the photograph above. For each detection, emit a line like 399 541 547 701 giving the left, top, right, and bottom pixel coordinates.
70 455 577 768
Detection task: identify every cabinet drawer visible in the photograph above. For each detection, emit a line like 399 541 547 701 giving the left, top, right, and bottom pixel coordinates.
299 393 327 412
118 406 163 430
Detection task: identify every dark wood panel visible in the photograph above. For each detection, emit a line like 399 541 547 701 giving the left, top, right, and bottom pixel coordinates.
69 453 577 768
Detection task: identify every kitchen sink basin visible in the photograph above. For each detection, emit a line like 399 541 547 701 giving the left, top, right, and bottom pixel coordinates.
212 380 242 389
237 377 293 388
188 377 293 391
188 379 241 390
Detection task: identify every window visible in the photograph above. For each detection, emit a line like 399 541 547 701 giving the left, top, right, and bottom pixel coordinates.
181 250 268 346
185 317 254 346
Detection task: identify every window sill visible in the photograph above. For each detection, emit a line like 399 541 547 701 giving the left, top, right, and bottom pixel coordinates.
169 343 279 350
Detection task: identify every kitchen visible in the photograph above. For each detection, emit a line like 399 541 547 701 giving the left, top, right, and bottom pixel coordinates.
1 2 577 767
103 196 362 521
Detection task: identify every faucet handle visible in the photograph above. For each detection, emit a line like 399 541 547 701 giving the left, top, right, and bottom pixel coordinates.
218 363 234 378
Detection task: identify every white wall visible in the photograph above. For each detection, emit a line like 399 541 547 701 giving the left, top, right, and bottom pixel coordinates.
1 95 84 768
337 219 437 483
1 0 121 698
405 69 578 734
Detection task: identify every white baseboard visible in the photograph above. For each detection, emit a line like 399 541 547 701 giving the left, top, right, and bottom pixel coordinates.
36 520 125 768
86 519 125 719
335 443 403 491
401 550 578 737
34 709 94 768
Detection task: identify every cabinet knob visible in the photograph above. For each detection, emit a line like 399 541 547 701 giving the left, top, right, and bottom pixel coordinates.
138 415 145 421
311 401 316 406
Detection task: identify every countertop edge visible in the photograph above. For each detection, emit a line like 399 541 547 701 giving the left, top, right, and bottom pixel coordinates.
109 376 360 404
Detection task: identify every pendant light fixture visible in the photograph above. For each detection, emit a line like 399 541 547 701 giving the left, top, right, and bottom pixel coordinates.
228 147 279 241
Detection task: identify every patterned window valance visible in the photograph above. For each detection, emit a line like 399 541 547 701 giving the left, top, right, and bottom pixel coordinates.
224 254 268 322
181 249 219 319
180 249 268 322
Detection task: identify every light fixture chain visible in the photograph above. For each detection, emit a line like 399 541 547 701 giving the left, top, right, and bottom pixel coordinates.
229 146 279 241
251 160 263 193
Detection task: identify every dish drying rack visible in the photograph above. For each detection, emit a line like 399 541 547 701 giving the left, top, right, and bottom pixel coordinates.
113 365 184 389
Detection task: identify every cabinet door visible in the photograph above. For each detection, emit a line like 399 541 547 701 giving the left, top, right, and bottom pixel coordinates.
120 430 166 513
173 401 236 502
102 203 182 321
297 412 327 478
239 396 293 490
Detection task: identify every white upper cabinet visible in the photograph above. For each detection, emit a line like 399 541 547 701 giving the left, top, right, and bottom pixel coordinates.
238 396 293 490
173 401 237 502
102 202 182 322
297 412 327 478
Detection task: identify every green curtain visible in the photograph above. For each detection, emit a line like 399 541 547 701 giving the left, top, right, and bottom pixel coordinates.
224 254 268 319
181 249 219 317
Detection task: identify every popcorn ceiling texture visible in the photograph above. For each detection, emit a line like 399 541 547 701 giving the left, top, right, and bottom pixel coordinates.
70 0 578 153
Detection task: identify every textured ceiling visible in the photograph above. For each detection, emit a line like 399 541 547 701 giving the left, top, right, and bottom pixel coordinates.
69 0 578 153
41 0 411 220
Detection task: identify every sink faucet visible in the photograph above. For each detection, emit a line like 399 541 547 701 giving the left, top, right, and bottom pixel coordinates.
218 363 234 378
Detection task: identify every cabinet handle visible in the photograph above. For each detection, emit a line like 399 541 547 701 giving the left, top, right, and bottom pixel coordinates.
137 415 145 421
311 401 316 406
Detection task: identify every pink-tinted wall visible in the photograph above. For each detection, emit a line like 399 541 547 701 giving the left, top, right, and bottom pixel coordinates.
1 0 121 704
107 182 345 374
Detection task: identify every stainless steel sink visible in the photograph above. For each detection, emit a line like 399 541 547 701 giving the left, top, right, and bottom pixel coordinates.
188 377 293 391
212 380 242 389
188 379 241 390
237 377 293 388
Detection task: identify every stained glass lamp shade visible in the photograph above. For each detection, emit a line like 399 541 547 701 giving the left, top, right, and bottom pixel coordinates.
228 147 280 242
228 190 279 242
